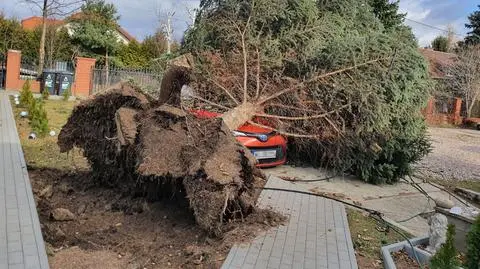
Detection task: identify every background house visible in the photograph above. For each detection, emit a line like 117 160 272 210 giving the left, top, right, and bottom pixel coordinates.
21 15 135 45
419 48 457 79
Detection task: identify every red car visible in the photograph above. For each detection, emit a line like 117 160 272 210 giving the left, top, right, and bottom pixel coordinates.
191 110 287 168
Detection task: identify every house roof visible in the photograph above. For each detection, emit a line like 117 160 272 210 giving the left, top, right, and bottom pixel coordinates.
20 15 135 42
116 27 136 42
21 16 64 30
419 48 457 79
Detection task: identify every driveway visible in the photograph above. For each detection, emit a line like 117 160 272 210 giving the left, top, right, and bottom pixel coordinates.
419 127 480 181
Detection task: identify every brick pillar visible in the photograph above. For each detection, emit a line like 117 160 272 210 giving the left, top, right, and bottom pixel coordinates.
5 50 21 90
453 98 462 125
73 57 96 97
425 98 435 115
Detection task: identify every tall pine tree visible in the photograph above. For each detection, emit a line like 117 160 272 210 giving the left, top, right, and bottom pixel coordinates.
69 0 120 65
465 5 480 45
368 0 405 30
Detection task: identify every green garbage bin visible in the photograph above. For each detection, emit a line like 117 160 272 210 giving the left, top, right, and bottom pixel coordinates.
42 70 57 95
58 71 74 95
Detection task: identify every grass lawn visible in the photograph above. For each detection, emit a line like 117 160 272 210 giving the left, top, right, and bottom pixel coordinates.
347 209 407 268
10 97 88 171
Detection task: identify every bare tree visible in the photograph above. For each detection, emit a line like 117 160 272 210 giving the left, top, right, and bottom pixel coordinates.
446 24 457 52
157 10 175 54
184 4 197 28
21 0 84 74
446 46 480 118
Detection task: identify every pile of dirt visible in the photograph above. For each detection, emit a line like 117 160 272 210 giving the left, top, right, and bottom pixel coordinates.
58 82 264 234
31 168 283 269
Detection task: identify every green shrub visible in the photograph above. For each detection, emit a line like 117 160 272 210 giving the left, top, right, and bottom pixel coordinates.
19 80 34 107
430 224 460 269
29 98 49 137
41 89 50 100
466 215 480 269
62 86 71 101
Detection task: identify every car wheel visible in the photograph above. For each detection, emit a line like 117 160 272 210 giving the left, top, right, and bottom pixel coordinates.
477 124 480 130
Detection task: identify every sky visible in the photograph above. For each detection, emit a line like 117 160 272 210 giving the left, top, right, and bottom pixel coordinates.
1 0 478 47
398 0 478 46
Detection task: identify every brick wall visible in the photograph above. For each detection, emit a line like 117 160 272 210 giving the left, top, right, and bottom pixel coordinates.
4 50 96 96
423 97 463 126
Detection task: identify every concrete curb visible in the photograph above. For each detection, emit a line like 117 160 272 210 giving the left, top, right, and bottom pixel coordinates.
381 236 431 269
455 187 480 204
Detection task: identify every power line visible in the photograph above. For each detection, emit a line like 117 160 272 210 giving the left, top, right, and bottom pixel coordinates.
405 18 465 38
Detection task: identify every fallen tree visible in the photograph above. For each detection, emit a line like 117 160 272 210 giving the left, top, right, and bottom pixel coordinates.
59 0 432 233
182 0 432 184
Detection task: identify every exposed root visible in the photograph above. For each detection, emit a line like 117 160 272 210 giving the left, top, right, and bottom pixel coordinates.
58 82 265 235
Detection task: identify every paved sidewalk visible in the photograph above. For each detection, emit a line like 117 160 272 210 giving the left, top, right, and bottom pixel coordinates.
221 176 358 269
0 92 50 269
267 165 466 236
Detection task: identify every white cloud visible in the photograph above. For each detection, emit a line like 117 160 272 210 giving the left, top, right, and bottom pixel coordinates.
2 0 472 46
399 0 470 47
399 0 431 21
0 0 200 41
107 0 200 40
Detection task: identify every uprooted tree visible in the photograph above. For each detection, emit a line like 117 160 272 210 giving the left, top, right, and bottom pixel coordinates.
183 0 432 184
58 0 432 233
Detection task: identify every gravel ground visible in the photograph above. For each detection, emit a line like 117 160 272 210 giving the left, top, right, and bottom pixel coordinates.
417 127 480 181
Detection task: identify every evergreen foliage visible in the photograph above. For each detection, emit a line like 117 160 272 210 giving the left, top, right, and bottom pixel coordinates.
367 0 405 30
70 0 120 59
432 36 449 52
465 5 480 45
430 224 460 269
0 14 37 57
29 98 49 137
62 86 71 101
20 80 35 107
466 215 480 269
117 40 149 68
184 0 431 184
41 88 50 100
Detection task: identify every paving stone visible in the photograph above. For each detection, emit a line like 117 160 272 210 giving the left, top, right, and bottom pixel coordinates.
220 175 357 268
0 93 50 269
8 251 23 265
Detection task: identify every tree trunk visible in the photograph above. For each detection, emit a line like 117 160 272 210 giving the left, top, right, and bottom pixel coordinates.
221 102 261 131
105 49 109 87
467 99 476 118
38 0 48 75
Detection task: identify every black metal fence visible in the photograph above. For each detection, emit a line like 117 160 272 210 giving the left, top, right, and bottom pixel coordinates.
20 56 75 80
0 53 5 89
91 65 163 95
20 56 38 80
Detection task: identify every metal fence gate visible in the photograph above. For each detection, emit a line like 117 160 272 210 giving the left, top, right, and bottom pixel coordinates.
0 53 5 89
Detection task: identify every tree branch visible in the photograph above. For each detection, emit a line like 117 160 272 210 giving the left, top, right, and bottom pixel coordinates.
255 47 261 100
207 77 240 105
189 95 231 110
257 58 384 105
255 104 350 121
247 121 320 139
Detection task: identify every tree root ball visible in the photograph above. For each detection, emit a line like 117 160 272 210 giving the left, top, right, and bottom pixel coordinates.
58 82 265 234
